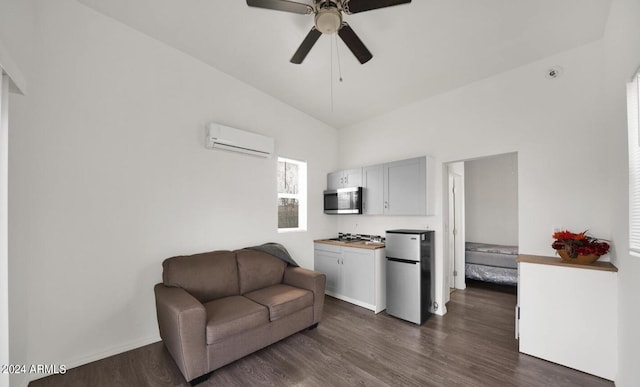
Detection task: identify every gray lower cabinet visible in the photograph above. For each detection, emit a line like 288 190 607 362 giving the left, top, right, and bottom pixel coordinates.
314 245 342 293
314 243 386 313
341 247 375 305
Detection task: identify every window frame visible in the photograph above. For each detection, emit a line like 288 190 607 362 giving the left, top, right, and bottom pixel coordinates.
277 156 307 233
628 68 640 256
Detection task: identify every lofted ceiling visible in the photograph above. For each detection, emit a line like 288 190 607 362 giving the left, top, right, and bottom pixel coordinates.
75 0 611 129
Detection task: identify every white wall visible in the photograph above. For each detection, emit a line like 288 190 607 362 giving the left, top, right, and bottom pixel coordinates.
464 153 518 245
603 0 640 386
0 2 35 386
4 0 338 385
338 40 609 317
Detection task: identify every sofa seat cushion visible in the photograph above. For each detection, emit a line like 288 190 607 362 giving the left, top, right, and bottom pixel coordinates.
204 296 269 345
244 284 313 322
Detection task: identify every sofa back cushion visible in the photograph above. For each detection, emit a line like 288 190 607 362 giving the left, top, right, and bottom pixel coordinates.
162 250 239 303
235 249 287 294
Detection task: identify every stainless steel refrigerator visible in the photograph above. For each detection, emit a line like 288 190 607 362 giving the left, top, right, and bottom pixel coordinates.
385 229 435 324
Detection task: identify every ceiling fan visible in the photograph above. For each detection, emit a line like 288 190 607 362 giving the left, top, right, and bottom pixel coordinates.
246 0 412 64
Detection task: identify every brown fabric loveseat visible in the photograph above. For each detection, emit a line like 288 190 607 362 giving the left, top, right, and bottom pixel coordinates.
154 248 326 384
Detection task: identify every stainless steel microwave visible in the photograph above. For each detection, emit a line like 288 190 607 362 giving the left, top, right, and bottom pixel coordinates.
323 187 363 214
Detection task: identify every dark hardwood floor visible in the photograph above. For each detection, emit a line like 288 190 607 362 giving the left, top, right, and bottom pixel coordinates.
30 283 613 387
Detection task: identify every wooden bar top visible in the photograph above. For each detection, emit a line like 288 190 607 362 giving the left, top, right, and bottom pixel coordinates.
314 239 385 250
517 254 618 272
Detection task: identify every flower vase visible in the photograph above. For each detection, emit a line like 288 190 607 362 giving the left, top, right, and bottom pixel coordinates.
557 249 600 264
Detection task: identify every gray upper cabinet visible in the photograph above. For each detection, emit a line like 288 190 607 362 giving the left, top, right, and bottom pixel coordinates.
362 164 384 215
327 168 363 190
327 156 429 216
384 157 427 215
362 157 427 216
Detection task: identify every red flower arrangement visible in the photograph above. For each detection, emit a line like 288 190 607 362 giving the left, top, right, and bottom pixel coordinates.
551 230 610 258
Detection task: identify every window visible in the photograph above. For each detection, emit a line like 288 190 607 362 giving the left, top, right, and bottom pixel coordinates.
277 157 307 232
628 69 640 255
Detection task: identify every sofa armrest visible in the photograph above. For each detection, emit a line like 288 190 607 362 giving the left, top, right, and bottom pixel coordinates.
283 267 326 324
154 283 207 382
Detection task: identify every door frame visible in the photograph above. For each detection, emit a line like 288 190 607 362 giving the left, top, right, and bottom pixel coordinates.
1 43 27 387
444 162 466 298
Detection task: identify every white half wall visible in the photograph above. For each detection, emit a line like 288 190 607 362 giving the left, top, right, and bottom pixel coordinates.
4 0 338 385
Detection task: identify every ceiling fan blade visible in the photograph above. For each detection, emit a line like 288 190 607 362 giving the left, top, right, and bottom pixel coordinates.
246 0 313 14
290 27 322 64
337 23 372 64
342 0 411 14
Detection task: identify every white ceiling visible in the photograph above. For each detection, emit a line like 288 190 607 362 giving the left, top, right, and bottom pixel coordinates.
75 0 611 129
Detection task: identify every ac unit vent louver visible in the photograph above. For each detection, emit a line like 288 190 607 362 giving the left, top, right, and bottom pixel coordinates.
205 123 274 158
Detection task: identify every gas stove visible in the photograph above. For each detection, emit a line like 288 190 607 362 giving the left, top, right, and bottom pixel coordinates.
329 233 384 243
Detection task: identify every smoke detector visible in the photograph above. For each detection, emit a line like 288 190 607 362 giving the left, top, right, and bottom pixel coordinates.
545 66 564 80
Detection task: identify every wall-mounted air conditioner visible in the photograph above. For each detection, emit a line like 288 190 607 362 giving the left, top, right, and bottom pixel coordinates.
205 123 274 158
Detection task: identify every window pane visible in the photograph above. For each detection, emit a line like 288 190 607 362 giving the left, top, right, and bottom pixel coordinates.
277 157 306 232
285 162 299 194
278 198 299 229
277 161 298 195
277 161 286 193
629 73 640 253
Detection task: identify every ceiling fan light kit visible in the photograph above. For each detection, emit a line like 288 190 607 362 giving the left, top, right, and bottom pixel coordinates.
315 4 342 34
246 0 412 64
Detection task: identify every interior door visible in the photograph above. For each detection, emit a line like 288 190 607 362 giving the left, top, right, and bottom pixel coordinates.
446 162 465 291
447 173 456 292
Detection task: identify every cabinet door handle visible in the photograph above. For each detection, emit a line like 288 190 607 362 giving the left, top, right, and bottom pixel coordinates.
384 201 388 209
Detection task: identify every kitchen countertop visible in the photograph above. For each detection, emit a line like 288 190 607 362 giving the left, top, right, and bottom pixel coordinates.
314 239 385 250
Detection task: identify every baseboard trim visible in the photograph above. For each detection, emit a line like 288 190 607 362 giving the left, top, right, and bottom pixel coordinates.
24 334 161 386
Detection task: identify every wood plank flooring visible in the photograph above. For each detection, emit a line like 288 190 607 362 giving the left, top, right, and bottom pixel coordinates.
30 283 613 387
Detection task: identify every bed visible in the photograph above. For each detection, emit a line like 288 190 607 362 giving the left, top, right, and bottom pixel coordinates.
465 242 519 286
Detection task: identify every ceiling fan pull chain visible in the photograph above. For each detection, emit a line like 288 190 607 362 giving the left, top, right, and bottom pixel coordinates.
335 34 343 82
330 36 334 111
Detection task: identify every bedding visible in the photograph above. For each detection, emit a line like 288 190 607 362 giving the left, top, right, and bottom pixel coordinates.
465 242 518 286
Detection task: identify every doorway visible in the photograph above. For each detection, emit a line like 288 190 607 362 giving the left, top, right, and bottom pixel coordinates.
444 153 519 302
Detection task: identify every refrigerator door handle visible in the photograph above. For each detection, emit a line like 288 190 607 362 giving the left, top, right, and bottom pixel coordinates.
386 257 418 264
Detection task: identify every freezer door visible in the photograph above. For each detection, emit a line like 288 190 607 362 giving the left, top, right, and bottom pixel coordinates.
386 258 421 324
385 232 422 261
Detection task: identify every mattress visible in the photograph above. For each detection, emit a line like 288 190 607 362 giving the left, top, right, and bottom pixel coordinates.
465 242 518 269
465 264 518 286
